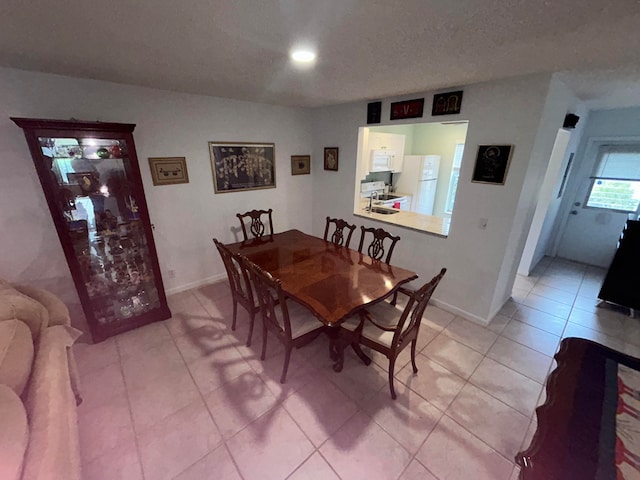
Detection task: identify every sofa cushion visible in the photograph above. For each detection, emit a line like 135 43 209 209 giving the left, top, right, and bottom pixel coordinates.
0 281 49 338
21 324 82 480
12 284 71 327
0 384 29 480
0 319 34 396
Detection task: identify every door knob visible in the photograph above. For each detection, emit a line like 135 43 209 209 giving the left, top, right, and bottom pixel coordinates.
570 210 578 215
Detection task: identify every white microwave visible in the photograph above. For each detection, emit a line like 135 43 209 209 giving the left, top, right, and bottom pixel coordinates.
369 150 396 172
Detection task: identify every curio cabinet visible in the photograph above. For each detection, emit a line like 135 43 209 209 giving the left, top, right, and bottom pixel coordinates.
12 118 171 342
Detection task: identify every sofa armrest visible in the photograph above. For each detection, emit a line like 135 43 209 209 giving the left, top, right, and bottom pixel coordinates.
12 285 70 327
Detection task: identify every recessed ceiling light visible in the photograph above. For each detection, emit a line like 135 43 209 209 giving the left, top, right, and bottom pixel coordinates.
290 49 316 64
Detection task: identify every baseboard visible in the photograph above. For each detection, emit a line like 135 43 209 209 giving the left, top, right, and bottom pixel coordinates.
165 273 227 295
430 298 491 326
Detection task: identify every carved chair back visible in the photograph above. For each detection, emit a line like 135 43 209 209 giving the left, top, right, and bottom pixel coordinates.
323 217 357 248
357 226 401 263
236 209 274 241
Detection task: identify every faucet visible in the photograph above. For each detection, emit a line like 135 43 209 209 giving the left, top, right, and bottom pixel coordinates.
368 191 379 212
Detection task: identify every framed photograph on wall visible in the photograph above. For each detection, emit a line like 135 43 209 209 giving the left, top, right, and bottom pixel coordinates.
291 155 311 175
324 147 339 171
208 142 276 193
148 157 189 186
471 145 514 185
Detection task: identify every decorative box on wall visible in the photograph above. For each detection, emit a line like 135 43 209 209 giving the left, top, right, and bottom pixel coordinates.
12 117 171 342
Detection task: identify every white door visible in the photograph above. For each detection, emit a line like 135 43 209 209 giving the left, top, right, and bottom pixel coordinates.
556 142 640 267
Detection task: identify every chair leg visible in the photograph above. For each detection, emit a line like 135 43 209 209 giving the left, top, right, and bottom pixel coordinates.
280 346 292 384
246 310 255 347
390 291 398 306
261 324 268 361
411 339 419 374
388 357 397 400
231 299 238 331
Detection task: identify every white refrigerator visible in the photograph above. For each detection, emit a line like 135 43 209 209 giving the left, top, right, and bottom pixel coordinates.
395 155 440 215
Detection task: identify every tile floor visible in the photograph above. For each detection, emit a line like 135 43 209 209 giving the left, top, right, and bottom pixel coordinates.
74 256 640 480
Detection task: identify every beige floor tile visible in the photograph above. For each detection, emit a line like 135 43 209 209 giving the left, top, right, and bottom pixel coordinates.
502 320 560 356
529 283 576 305
511 465 522 480
487 336 552 384
573 295 600 312
497 300 518 319
78 394 136 464
514 275 536 292
323 357 388 408
79 360 126 411
398 460 439 480
187 347 253 395
166 290 225 337
442 317 498 354
120 338 185 387
520 417 538 452
116 321 173 358
568 307 626 338
287 452 340 480
422 334 484 379
469 358 542 416
320 411 411 480
520 293 572 320
74 338 119 377
173 444 242 480
513 304 567 336
227 406 314 480
283 376 358 446
137 399 222 480
422 305 455 331
446 383 529 459
128 365 201 432
536 275 581 294
174 324 236 363
362 381 442 454
204 370 278 439
562 322 626 352
396 354 465 411
487 313 512 334
82 438 143 480
416 415 514 480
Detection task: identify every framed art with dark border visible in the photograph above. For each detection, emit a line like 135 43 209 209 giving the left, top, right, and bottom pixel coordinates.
291 155 311 175
432 90 463 116
208 142 276 193
367 101 382 124
390 98 424 120
324 147 339 171
471 145 514 185
148 157 189 186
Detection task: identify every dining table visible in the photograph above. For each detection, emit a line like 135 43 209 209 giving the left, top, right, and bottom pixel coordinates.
225 229 418 371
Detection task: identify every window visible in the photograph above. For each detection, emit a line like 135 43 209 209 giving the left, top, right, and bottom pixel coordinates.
585 145 640 213
445 143 465 214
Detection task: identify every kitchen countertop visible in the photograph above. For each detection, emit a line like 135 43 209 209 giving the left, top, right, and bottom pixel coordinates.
355 203 450 237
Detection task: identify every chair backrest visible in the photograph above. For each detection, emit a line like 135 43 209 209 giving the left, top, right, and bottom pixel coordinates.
213 238 254 307
242 256 292 339
390 268 447 349
324 217 357 248
357 226 401 263
236 209 274 241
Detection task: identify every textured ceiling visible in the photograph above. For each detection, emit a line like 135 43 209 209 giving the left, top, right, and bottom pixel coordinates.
1 0 640 107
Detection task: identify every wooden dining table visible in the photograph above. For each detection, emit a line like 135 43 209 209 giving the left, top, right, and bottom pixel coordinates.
225 229 418 371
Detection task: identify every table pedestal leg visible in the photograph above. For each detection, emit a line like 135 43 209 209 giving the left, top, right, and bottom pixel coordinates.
326 319 371 372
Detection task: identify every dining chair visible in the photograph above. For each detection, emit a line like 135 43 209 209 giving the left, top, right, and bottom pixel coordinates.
243 256 325 383
357 226 401 264
236 209 274 241
341 267 446 399
323 216 357 248
213 238 260 346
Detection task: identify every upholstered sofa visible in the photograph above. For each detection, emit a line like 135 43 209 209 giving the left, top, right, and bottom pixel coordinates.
0 279 82 480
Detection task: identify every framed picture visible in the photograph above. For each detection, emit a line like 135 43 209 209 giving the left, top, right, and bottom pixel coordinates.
471 145 514 185
367 101 382 124
291 155 310 175
432 90 463 116
324 147 339 171
148 157 189 186
390 98 424 120
209 142 276 193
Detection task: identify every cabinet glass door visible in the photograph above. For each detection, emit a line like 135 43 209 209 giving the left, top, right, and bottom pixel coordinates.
13 117 170 342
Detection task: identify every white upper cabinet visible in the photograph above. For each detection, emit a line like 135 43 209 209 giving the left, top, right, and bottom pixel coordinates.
367 132 405 172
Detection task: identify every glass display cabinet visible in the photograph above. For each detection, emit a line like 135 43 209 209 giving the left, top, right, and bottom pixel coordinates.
12 118 171 342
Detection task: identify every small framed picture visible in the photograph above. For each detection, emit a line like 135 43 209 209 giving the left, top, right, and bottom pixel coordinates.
471 145 514 185
291 155 311 175
148 157 189 186
324 147 339 171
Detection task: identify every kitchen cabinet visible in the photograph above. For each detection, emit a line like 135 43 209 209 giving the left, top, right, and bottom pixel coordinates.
598 219 640 314
368 132 405 172
12 117 171 342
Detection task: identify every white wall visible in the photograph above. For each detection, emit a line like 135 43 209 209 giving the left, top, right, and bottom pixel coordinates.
310 74 560 324
0 67 313 331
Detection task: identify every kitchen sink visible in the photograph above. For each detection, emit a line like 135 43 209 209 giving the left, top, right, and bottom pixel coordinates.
370 207 399 215
377 194 402 201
